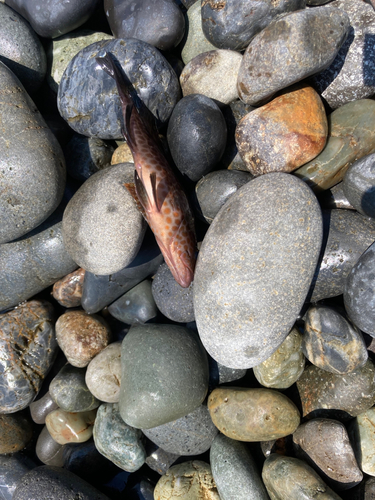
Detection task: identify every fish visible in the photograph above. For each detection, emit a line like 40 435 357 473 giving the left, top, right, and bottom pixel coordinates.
95 52 197 288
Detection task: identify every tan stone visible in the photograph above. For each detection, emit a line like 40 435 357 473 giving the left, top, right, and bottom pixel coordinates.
46 409 96 445
111 143 134 165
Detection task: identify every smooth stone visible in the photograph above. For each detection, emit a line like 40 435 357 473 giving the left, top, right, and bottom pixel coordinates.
119 323 209 429
46 409 96 445
0 454 37 500
303 305 368 374
0 301 57 413
111 142 134 165
4 0 100 38
210 434 270 500
108 280 157 325
36 426 65 467
344 241 375 336
0 413 33 454
145 443 179 475
209 359 247 388
253 326 305 389
202 0 305 51
81 229 163 314
312 0 375 109
343 152 375 218
262 454 343 500
293 418 363 489
237 7 350 105
49 364 100 412
104 0 185 51
318 182 356 210
12 466 111 500
93 403 145 472
167 94 227 182
261 436 294 458
195 170 253 224
180 50 243 105
57 38 180 139
30 392 59 425
180 1 217 64
85 342 122 403
151 263 194 323
0 61 65 243
142 404 218 456
194 173 322 369
62 163 146 275
208 387 300 442
349 407 375 476
294 100 375 192
236 85 327 175
308 209 375 302
296 359 375 417
0 2 46 93
52 268 85 308
154 461 220 500
56 310 111 368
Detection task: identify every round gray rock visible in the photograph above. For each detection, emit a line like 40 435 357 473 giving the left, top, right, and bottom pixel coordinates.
343 152 375 218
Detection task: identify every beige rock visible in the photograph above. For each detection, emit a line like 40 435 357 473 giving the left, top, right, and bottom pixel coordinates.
45 408 96 445
85 342 122 403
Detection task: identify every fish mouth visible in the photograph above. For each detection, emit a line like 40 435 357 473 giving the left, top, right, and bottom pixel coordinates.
157 239 195 288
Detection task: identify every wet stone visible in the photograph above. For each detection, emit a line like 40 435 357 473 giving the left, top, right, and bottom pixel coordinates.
208 387 300 442
36 426 65 467
111 142 134 165
85 342 122 404
253 326 305 389
342 152 375 218
46 409 97 445
30 392 59 425
108 280 157 325
349 407 375 477
52 268 85 309
237 7 350 105
0 454 37 500
0 413 33 454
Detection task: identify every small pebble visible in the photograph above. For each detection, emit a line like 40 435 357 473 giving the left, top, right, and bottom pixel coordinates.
36 426 65 467
85 342 122 403
145 441 179 475
52 268 85 308
46 409 97 445
108 280 157 325
30 392 59 425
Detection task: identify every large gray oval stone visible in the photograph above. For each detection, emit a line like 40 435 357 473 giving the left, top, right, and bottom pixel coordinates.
194 173 323 369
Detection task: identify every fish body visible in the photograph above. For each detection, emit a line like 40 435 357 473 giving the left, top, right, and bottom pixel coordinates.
96 52 196 287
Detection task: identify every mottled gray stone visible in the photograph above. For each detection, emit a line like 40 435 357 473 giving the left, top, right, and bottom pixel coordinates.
36 426 65 467
108 280 157 325
210 434 270 500
237 7 350 105
0 3 46 93
0 454 37 500
119 323 209 429
343 152 375 218
85 342 122 403
93 403 146 472
194 173 322 369
0 413 33 455
0 61 65 243
344 241 375 336
62 163 146 275
30 392 59 425
312 0 375 109
0 301 58 414
142 404 218 456
349 408 375 477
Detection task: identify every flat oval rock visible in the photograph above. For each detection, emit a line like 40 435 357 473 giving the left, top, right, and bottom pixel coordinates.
194 172 322 369
343 152 375 218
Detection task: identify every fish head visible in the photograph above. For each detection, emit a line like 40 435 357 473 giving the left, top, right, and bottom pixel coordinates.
161 236 196 288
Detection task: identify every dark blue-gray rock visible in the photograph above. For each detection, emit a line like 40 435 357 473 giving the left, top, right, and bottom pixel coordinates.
145 442 179 475
195 170 253 224
0 301 58 414
210 434 270 500
0 413 33 454
104 0 185 51
108 280 157 325
342 152 375 218
93 403 146 472
81 229 163 314
0 61 65 243
36 426 65 467
0 454 37 500
49 364 100 412
303 305 368 374
119 323 209 429
30 391 59 425
194 173 322 369
151 262 194 323
308 209 375 302
12 466 111 500
344 242 375 337
0 3 46 94
62 163 146 275
64 134 115 181
142 404 218 456
202 0 305 51
4 0 100 38
167 94 227 182
58 38 180 139
312 0 375 109
237 7 350 105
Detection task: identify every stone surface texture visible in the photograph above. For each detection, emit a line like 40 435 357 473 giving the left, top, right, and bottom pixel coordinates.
343 152 375 218
0 413 33 454
181 1 217 64
45 409 96 445
108 279 157 325
85 342 122 403
52 268 85 308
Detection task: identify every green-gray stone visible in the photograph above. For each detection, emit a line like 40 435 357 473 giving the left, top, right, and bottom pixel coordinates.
348 407 375 476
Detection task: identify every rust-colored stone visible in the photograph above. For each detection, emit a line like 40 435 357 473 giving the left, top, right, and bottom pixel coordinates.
52 268 85 308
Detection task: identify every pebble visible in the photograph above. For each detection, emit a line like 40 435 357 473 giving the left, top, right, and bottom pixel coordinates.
151 263 194 323
108 279 157 325
209 359 247 388
237 6 350 105
342 152 375 218
0 454 36 500
167 94 227 182
194 173 322 369
253 326 305 389
236 85 328 175
145 443 179 475
111 142 134 165
348 407 375 476
36 426 65 467
85 341 122 403
55 310 111 368
52 268 85 308
0 301 58 414
119 323 209 429
93 403 146 472
208 387 300 442
319 182 356 210
30 392 59 425
0 413 33 454
45 408 97 445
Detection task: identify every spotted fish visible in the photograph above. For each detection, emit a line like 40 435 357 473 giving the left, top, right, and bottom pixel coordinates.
96 52 197 288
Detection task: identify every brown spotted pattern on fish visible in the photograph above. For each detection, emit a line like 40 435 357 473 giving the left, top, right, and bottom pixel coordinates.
96 52 197 287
